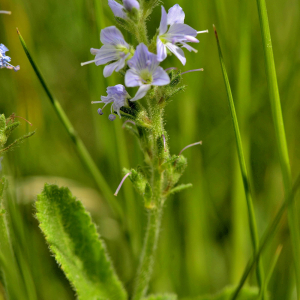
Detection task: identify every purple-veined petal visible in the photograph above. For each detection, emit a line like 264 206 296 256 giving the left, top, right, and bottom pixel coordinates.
90 48 100 55
123 0 140 11
100 95 114 103
159 6 168 35
127 43 159 72
168 23 197 38
100 26 129 46
131 84 151 101
103 60 121 77
181 42 198 53
125 69 141 87
94 45 119 65
157 38 167 62
108 0 127 18
166 43 186 65
152 66 170 86
115 54 128 71
167 4 185 26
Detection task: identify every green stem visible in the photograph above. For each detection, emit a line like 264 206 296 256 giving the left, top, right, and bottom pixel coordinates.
132 98 165 300
17 29 124 221
214 25 265 289
132 206 162 300
255 0 300 297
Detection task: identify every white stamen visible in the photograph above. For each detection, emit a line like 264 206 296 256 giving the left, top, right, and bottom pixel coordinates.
197 30 209 34
185 35 199 43
165 67 177 72
81 59 99 66
179 141 202 156
114 172 132 196
0 11 11 14
181 69 204 75
122 120 136 128
162 134 166 152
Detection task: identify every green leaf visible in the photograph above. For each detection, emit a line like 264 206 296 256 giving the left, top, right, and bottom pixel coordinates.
181 286 259 300
143 293 177 300
36 184 127 300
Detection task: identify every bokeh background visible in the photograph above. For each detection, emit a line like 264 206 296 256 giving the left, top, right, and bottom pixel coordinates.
1 0 300 299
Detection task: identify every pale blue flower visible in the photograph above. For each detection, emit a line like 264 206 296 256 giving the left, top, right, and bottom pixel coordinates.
157 5 208 65
108 0 140 19
92 84 129 118
125 43 170 101
0 44 20 71
81 26 133 78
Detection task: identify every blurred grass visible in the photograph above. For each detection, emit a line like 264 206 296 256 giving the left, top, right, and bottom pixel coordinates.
1 0 300 299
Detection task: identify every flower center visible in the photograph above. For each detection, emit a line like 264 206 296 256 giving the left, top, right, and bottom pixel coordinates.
159 35 168 44
140 69 153 84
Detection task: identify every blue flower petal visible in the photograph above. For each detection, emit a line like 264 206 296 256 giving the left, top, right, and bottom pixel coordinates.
167 4 185 26
108 0 127 18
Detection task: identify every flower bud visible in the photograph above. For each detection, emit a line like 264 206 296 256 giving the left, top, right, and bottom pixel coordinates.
97 108 104 115
123 0 140 11
108 114 116 121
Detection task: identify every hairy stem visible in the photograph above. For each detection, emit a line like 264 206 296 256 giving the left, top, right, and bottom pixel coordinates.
132 206 162 300
132 97 165 300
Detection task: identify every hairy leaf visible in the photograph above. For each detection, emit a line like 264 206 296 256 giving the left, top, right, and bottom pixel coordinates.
36 184 127 300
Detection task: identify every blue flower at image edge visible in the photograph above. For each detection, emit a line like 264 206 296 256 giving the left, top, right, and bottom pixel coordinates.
0 44 20 71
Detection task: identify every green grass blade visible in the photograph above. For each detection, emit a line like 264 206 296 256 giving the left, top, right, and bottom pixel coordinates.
36 184 127 300
259 245 282 300
230 174 300 300
213 25 265 289
255 0 300 297
17 29 123 222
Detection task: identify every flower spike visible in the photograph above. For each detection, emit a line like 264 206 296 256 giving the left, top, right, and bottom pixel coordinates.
114 172 132 196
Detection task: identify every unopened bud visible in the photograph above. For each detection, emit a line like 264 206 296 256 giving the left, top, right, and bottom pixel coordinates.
123 0 140 11
108 114 116 121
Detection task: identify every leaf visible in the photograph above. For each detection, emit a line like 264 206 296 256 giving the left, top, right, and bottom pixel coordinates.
181 286 259 300
36 184 127 300
143 294 177 300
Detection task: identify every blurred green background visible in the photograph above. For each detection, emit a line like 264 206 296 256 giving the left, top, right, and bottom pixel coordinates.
1 0 300 299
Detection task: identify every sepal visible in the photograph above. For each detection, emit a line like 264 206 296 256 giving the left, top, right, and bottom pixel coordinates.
124 168 148 196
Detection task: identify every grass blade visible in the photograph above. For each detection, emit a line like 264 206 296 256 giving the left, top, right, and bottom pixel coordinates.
213 25 265 290
230 174 300 300
17 29 123 222
255 0 300 297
